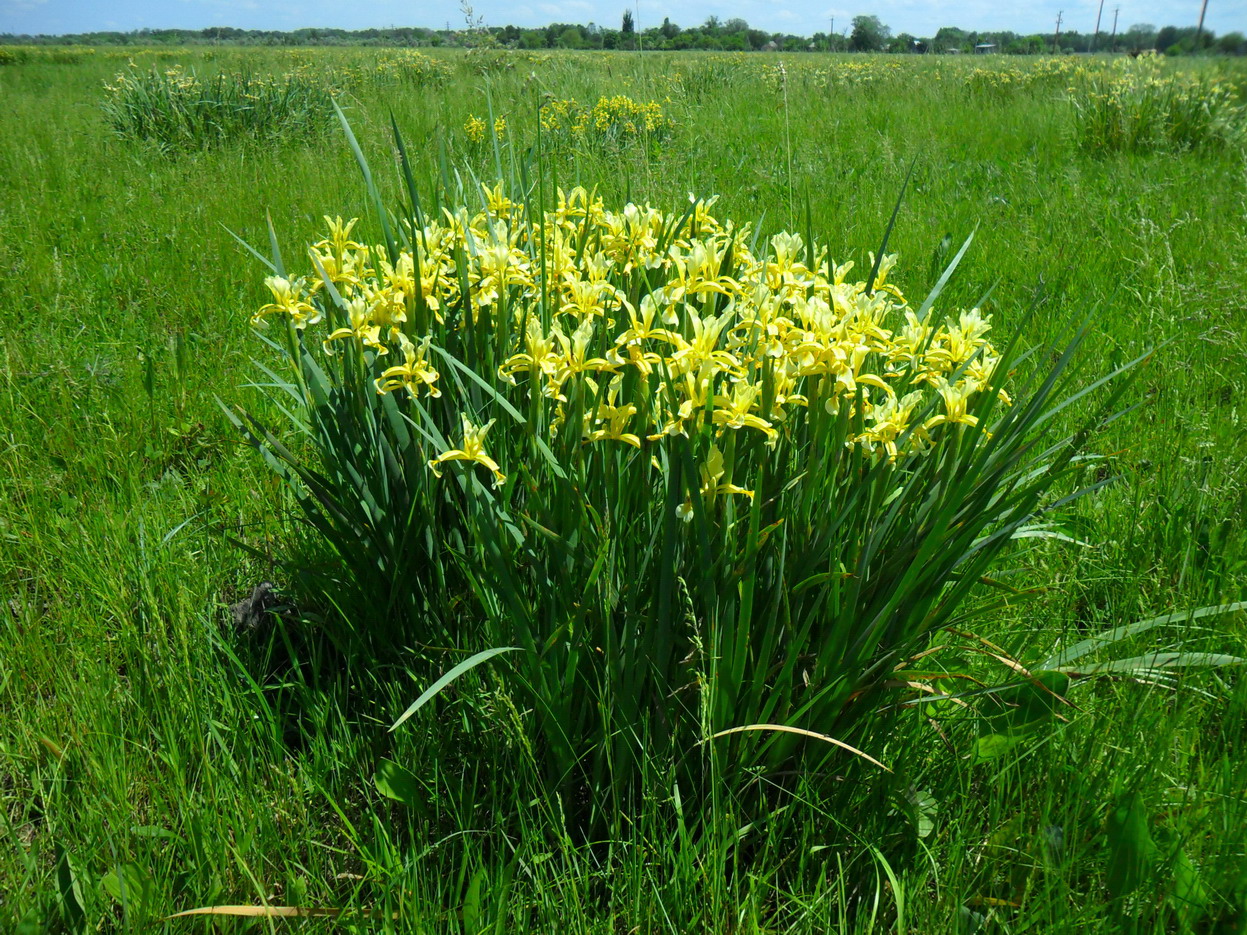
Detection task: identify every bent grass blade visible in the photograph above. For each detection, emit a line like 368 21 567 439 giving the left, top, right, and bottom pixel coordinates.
710 723 891 773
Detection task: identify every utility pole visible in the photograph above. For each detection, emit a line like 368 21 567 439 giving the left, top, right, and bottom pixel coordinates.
1092 0 1105 51
829 17 835 51
1195 0 1210 52
1053 10 1063 53
1110 7 1119 51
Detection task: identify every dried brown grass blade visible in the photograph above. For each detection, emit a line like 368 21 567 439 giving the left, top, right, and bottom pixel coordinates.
944 626 1012 657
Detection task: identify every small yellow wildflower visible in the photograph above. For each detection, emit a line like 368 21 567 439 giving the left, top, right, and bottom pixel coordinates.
464 115 486 143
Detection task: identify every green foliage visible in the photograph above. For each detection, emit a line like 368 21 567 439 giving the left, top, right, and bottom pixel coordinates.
1 46 1245 933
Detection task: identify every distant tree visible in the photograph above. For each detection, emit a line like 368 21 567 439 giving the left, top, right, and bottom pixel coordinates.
1007 35 1044 54
559 26 584 48
1061 31 1090 53
724 18 749 34
933 26 967 52
621 10 634 35
1124 23 1157 51
889 32 918 52
850 15 890 51
660 17 678 39
1155 25 1181 52
703 16 721 35
1217 31 1245 54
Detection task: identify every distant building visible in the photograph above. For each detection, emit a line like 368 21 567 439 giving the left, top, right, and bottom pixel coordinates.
974 43 997 53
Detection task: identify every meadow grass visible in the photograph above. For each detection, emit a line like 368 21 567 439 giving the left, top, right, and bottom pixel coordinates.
0 48 1245 933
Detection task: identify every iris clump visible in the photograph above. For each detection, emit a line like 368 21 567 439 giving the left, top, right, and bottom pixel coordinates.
1072 53 1246 154
102 63 334 151
231 120 1140 825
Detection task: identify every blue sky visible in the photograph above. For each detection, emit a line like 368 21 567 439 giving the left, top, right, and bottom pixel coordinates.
3 0 1244 38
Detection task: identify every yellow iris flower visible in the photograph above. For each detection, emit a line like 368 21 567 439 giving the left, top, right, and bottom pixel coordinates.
923 379 981 431
375 333 440 399
711 381 778 444
252 276 321 330
428 415 506 489
584 387 642 448
323 296 386 356
676 445 753 522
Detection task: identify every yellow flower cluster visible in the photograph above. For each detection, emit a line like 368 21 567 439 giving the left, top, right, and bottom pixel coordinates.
590 95 674 136
465 114 508 143
255 192 1011 493
539 95 676 149
758 58 870 93
373 49 453 84
962 66 1036 98
539 98 590 135
464 114 487 143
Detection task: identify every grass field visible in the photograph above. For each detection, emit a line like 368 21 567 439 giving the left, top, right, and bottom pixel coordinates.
1 47 1246 933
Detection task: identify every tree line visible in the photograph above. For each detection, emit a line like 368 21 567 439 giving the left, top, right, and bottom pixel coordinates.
3 17 1244 56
